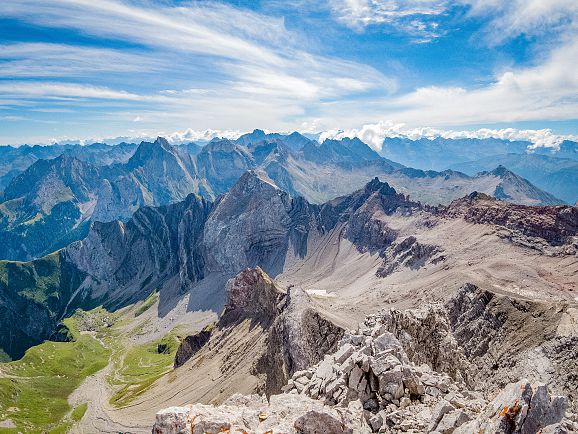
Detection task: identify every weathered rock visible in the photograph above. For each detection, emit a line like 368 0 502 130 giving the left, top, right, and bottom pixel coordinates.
154 295 577 434
152 394 367 434
435 410 470 433
173 328 212 368
294 411 351 434
454 380 571 434
219 266 285 326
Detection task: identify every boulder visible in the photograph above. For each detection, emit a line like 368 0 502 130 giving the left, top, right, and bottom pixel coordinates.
294 411 352 434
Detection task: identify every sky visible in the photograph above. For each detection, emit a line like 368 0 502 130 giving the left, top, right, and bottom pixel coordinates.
0 0 577 148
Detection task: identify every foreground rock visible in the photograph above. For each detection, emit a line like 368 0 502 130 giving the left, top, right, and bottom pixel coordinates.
380 283 578 411
153 393 366 434
154 302 577 433
284 314 576 433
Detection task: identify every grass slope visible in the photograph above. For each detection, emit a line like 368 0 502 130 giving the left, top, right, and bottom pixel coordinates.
0 251 85 361
108 328 181 408
0 316 109 433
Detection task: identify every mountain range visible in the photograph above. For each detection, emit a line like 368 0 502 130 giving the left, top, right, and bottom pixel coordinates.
0 131 565 261
380 136 578 204
1 170 576 361
0 168 576 432
449 153 578 204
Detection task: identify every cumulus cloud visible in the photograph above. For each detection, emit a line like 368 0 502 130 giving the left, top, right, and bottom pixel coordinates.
319 120 578 151
386 39 578 128
44 128 244 147
163 128 244 144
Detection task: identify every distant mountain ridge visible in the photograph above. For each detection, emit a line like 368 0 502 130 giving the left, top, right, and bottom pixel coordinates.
0 141 139 190
379 136 578 170
450 153 578 204
379 136 578 204
0 131 565 261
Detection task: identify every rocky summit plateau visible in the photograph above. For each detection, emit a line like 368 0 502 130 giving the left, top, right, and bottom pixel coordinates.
0 133 577 434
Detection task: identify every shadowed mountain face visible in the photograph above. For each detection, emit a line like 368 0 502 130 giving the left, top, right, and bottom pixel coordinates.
0 155 102 260
0 133 565 261
1 172 576 361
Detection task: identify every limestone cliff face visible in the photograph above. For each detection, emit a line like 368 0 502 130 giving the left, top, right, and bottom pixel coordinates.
202 170 320 277
378 283 578 411
219 267 285 326
341 178 418 253
65 193 212 308
248 280 345 397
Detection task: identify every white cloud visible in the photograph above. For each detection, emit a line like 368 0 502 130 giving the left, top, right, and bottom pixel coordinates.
320 120 578 151
164 128 244 144
330 0 578 43
461 0 578 44
330 0 447 40
0 0 390 100
0 43 160 78
42 128 244 147
0 82 147 101
387 39 578 127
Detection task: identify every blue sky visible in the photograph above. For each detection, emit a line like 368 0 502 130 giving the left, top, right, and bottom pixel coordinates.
0 0 577 147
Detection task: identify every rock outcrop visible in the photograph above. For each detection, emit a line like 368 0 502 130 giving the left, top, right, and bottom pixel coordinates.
202 170 319 277
154 304 577 433
153 393 367 434
446 192 578 253
172 268 344 398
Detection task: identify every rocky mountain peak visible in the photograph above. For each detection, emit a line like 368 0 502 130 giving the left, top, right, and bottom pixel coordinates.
365 177 397 196
463 164 564 205
235 129 268 146
202 138 241 153
3 153 99 202
154 136 172 148
219 267 285 326
489 165 527 184
230 169 280 195
127 137 178 168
